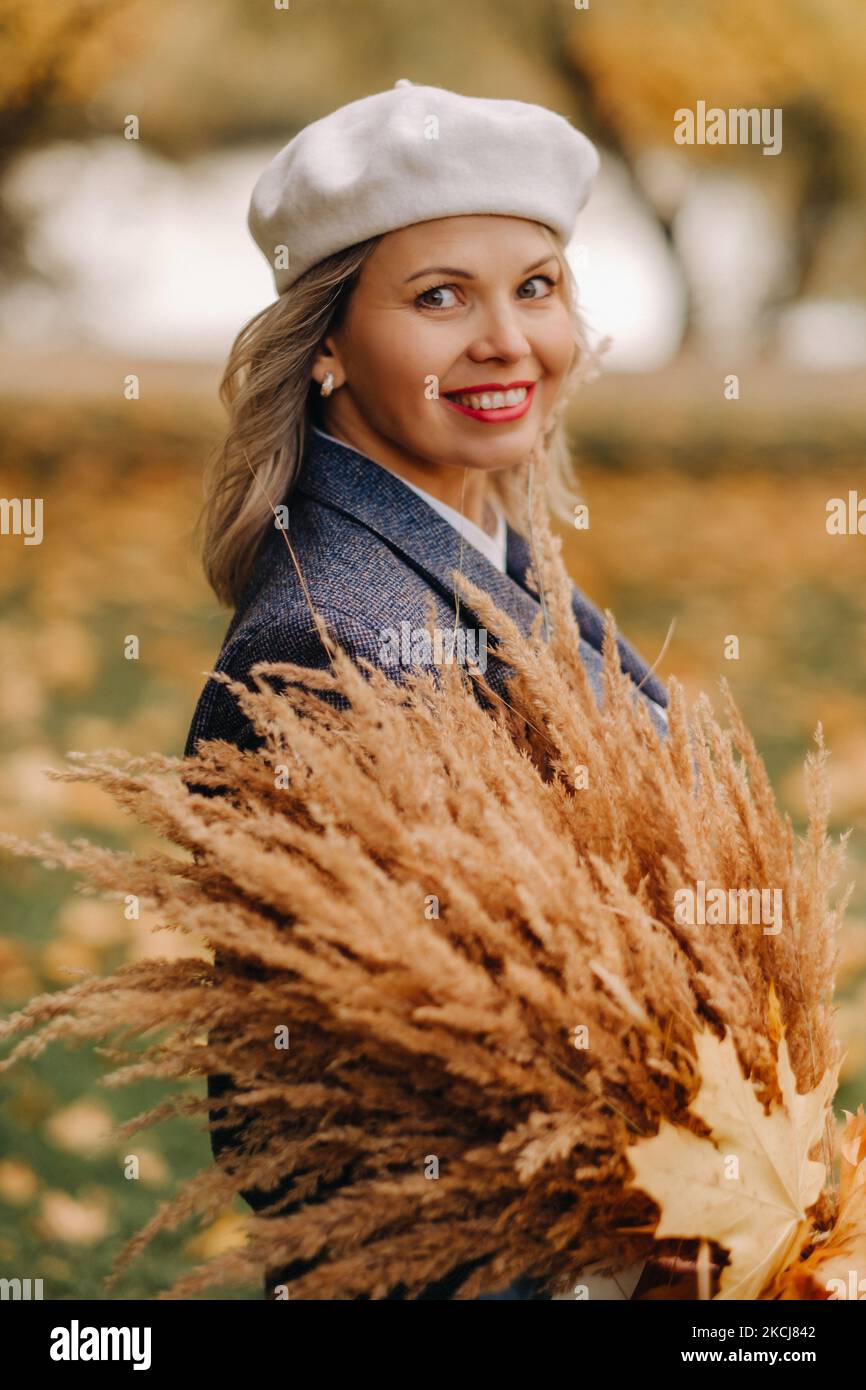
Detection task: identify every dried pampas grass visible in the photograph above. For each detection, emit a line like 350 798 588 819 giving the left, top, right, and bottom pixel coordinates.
0 509 858 1300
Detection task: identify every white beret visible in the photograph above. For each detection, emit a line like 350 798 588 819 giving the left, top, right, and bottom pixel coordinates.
248 78 600 295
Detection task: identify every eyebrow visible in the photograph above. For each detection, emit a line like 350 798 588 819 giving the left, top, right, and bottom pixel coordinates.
403 253 558 284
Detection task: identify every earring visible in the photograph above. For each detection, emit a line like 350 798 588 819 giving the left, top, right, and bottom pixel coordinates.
320 371 335 397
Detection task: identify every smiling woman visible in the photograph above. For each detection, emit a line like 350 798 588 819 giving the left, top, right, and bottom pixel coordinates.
198 215 596 610
184 78 671 1301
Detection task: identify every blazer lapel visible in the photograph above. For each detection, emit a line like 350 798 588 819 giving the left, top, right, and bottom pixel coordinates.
295 428 543 639
295 428 667 711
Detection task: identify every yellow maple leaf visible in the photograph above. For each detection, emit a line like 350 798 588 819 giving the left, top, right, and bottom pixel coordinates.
626 1027 838 1299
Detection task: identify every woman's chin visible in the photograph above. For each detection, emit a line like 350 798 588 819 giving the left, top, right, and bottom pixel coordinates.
437 425 538 471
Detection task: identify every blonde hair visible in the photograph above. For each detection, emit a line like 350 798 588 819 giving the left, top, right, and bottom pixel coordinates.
197 222 602 609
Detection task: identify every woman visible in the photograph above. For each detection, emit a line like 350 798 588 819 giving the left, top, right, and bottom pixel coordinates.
184 79 670 1300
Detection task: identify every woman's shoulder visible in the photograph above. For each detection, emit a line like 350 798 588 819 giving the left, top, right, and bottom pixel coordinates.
183 589 387 761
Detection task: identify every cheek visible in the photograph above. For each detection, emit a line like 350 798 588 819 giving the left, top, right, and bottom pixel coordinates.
362 322 437 413
540 305 578 378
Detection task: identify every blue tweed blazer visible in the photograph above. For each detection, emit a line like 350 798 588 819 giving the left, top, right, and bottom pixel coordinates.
183 425 669 1301
186 427 668 759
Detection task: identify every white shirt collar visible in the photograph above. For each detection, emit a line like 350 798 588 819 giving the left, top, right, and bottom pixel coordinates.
311 424 508 573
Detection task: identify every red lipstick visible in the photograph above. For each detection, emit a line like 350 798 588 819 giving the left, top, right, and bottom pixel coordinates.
442 380 537 424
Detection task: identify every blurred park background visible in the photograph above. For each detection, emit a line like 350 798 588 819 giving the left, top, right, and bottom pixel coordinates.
1 0 865 1299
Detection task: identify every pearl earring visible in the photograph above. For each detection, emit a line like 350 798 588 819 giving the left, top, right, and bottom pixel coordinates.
320 371 335 397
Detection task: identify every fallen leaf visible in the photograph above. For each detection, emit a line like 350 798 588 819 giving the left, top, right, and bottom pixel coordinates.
44 1099 114 1155
0 1159 38 1204
184 1210 248 1260
38 1189 111 1245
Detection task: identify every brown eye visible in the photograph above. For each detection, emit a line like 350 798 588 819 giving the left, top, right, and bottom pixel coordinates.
416 283 460 310
517 275 556 299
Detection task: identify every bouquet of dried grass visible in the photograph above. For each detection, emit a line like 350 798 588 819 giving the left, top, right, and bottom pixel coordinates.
1 511 864 1301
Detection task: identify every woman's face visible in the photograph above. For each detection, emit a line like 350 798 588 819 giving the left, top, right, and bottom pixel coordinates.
315 215 577 480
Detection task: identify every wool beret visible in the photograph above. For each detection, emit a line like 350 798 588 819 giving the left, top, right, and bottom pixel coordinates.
248 78 600 295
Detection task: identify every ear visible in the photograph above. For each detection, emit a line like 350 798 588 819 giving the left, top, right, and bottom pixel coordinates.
311 337 346 391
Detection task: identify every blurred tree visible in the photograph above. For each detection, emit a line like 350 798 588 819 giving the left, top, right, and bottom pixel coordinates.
1 0 864 350
0 0 157 275
558 0 866 347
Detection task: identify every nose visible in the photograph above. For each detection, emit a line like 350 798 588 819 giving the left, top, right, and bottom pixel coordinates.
464 298 532 364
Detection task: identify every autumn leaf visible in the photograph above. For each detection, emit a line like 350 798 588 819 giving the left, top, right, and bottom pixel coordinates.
767 978 783 1045
38 1189 112 1246
184 1210 249 1261
771 1104 866 1300
625 1027 838 1300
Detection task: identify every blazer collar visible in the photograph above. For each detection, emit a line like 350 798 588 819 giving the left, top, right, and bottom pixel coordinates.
296 427 544 638
294 427 668 708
